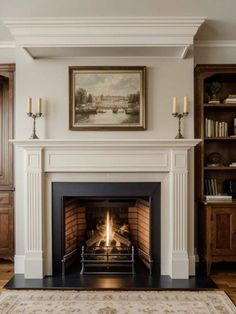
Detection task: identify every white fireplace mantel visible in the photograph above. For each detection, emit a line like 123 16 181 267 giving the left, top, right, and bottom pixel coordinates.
11 138 201 279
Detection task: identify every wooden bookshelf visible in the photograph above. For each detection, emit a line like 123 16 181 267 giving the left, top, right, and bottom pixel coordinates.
195 64 236 274
195 65 236 199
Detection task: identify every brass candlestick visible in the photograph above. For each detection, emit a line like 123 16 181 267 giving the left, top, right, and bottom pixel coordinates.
27 112 42 139
172 112 189 139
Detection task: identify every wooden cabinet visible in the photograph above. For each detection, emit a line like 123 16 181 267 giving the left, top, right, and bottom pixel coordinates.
0 64 15 261
199 202 236 275
195 64 236 274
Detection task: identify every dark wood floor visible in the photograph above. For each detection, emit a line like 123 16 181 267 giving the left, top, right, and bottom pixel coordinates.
0 260 13 290
0 260 235 305
210 262 236 305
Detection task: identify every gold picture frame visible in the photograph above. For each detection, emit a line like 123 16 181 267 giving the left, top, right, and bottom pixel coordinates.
69 66 146 130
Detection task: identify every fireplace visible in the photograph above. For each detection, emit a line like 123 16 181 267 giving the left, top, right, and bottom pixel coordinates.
52 182 160 275
11 139 200 279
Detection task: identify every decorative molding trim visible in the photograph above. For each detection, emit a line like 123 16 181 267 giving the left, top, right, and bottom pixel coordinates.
180 45 190 59
24 148 44 279
14 254 25 274
10 139 201 149
0 41 16 48
195 40 236 48
2 17 205 59
170 149 189 279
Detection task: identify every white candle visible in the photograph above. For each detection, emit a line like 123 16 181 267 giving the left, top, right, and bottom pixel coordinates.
27 97 32 114
38 97 42 114
183 96 188 113
172 96 177 114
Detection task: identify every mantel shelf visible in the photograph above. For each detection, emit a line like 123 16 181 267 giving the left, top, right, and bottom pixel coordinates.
10 138 201 149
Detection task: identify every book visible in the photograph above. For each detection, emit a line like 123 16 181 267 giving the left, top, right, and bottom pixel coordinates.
205 195 232 203
208 100 221 104
204 178 218 195
205 195 232 199
204 118 228 137
224 95 236 103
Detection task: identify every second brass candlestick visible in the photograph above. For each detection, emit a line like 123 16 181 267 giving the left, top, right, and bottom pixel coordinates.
172 112 189 139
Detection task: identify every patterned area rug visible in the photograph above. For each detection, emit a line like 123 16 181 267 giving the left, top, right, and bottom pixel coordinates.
0 290 235 313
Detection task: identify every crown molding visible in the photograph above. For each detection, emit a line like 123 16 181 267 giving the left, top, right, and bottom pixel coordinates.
0 41 16 48
2 17 205 59
195 40 236 48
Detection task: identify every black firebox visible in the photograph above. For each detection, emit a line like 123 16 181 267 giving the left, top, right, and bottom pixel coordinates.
52 182 160 276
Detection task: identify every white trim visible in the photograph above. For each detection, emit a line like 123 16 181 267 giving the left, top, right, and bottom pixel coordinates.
2 17 205 59
195 40 236 48
0 41 16 48
180 45 190 59
10 139 201 149
14 254 25 274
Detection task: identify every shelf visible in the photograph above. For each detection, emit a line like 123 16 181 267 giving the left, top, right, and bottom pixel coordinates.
204 166 236 170
204 137 236 141
201 200 236 205
204 104 236 109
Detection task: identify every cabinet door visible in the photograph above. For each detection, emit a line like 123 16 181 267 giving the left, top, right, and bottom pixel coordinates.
212 207 236 256
0 191 14 259
0 65 15 260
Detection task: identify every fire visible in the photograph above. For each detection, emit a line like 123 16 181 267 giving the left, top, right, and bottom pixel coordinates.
105 210 112 246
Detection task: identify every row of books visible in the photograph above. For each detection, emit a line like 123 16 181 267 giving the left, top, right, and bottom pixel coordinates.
205 118 228 137
204 178 218 195
204 178 233 202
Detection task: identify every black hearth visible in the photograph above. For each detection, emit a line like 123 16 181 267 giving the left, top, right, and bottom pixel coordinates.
52 182 161 276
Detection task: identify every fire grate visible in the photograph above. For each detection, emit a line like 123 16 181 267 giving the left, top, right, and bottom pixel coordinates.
80 245 135 274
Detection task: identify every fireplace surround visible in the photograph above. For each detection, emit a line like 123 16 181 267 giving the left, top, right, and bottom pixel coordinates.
11 139 200 280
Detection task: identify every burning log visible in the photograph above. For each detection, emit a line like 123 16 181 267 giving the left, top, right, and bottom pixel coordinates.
113 223 129 236
113 232 131 247
85 233 102 247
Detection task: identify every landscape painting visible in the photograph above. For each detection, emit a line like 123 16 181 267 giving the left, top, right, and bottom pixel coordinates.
69 66 146 130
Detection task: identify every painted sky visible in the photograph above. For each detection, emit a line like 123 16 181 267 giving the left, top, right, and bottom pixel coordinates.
75 71 140 96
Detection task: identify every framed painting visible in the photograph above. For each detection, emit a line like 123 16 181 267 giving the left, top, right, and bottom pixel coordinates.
69 66 146 130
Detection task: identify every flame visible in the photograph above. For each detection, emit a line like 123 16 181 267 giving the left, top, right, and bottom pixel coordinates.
106 210 112 246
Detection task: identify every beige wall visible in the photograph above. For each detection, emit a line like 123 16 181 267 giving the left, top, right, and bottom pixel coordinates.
13 47 195 262
195 46 236 65
0 48 15 63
